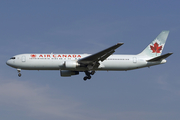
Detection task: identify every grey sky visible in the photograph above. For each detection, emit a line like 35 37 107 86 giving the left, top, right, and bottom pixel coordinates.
0 0 180 120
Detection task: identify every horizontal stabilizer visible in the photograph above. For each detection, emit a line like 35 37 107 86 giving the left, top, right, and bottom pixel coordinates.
147 53 173 62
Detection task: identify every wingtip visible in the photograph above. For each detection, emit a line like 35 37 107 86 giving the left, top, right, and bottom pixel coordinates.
162 30 170 33
117 43 124 45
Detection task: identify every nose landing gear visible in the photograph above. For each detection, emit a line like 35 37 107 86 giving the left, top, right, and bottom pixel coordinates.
17 69 21 77
18 73 21 77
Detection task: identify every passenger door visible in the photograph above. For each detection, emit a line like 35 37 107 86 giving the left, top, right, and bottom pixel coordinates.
21 56 26 62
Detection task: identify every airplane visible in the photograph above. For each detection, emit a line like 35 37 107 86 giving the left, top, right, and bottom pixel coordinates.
6 31 173 81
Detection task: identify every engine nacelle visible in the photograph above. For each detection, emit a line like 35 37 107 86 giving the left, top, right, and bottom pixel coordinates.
65 61 80 69
60 70 79 77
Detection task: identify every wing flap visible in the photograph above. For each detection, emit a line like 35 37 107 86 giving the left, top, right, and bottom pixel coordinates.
147 53 173 62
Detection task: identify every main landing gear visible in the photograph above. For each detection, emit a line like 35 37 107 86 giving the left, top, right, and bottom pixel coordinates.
17 69 21 77
83 71 95 81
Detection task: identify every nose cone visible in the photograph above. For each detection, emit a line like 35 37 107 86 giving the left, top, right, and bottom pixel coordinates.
6 60 13 67
6 60 10 66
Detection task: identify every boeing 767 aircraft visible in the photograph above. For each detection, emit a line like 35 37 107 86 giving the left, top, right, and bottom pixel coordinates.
6 31 173 81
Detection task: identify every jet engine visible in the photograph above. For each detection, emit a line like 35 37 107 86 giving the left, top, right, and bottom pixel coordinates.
60 70 79 77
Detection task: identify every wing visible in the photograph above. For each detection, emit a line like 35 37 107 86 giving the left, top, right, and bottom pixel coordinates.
78 43 124 66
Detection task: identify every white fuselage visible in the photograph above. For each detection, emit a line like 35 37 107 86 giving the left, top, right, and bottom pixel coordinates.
6 53 166 71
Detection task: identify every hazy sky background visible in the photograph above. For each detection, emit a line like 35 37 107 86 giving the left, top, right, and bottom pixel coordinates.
0 0 180 120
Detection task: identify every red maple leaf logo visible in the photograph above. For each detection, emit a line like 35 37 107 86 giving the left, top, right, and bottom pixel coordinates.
31 54 36 58
150 42 162 56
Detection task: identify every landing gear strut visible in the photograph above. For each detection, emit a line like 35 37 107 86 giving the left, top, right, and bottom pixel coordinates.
17 69 21 77
83 71 95 81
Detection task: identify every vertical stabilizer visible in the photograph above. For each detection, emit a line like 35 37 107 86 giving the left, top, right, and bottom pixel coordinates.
138 31 169 57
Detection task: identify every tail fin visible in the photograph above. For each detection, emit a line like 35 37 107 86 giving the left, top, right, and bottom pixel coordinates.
139 31 169 57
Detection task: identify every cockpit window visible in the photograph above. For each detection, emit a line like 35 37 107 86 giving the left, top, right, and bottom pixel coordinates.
10 57 16 59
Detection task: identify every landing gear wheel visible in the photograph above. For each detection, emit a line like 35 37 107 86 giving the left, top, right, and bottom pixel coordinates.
17 69 22 77
83 71 95 81
18 73 21 77
83 76 91 81
83 77 88 81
